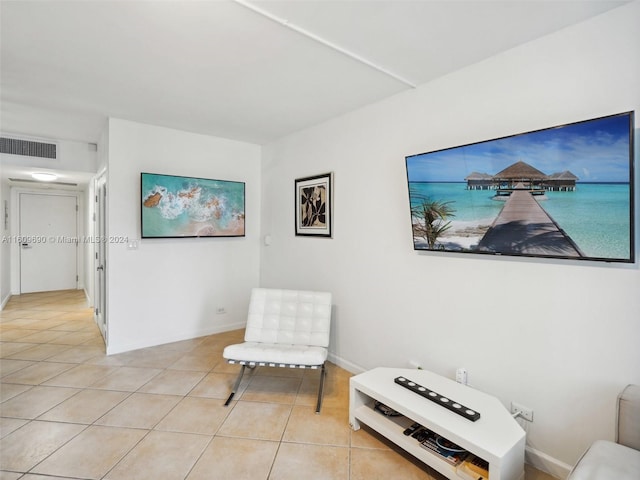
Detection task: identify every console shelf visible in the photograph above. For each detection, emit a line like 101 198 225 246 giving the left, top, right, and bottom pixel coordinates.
350 368 525 480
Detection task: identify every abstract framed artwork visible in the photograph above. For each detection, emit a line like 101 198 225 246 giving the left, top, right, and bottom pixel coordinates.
405 111 635 263
295 172 332 237
141 172 245 238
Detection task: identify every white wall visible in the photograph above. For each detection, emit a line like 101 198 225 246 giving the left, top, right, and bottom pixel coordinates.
261 2 640 477
105 118 261 354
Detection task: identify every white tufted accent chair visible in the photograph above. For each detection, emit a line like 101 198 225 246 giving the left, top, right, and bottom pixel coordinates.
567 384 640 480
222 288 333 413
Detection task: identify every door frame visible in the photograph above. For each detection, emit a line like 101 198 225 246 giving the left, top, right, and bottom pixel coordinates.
94 172 108 342
10 187 84 295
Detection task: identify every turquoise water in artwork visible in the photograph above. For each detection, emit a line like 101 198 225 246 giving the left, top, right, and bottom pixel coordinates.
141 173 245 237
408 182 631 260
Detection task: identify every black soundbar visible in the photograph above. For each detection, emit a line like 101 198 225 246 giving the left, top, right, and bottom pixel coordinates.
394 376 481 422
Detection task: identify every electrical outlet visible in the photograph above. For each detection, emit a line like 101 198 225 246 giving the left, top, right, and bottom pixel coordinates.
455 367 467 385
511 402 534 422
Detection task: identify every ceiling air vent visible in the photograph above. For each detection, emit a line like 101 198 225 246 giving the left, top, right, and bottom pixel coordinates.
0 136 57 159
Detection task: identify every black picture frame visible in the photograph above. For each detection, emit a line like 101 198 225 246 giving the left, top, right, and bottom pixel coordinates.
295 172 333 237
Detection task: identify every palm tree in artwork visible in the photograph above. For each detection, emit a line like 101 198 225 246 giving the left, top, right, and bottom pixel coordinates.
411 196 455 249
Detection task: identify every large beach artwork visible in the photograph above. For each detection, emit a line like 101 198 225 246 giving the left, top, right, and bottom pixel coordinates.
405 111 635 263
141 172 245 238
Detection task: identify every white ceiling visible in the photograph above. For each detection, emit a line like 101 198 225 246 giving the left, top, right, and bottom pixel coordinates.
0 0 630 148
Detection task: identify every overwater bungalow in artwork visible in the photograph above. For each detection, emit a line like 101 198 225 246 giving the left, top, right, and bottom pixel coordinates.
464 160 578 192
545 170 579 191
464 172 495 190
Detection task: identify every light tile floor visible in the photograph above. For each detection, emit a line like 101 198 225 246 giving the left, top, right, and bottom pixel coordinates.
0 290 558 480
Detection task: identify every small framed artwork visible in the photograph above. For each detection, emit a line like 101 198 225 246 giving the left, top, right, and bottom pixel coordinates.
295 172 332 237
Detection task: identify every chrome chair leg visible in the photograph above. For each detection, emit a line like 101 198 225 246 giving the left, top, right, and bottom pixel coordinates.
315 363 326 414
224 364 246 406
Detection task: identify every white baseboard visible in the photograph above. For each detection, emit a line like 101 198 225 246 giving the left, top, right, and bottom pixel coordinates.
0 293 11 311
84 288 90 305
327 352 366 375
525 445 572 479
105 321 246 355
84 287 93 307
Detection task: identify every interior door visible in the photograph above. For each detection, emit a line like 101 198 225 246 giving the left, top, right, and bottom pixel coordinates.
19 193 78 293
94 174 107 340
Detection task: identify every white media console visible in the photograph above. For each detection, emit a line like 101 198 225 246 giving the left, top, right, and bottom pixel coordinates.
350 367 525 480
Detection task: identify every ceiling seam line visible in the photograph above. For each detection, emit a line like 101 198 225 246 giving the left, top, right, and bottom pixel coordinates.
232 0 417 89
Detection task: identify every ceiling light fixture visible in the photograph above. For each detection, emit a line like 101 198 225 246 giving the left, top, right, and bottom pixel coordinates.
31 172 58 182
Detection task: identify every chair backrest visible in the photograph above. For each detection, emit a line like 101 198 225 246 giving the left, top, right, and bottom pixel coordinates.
244 288 332 348
617 384 640 450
